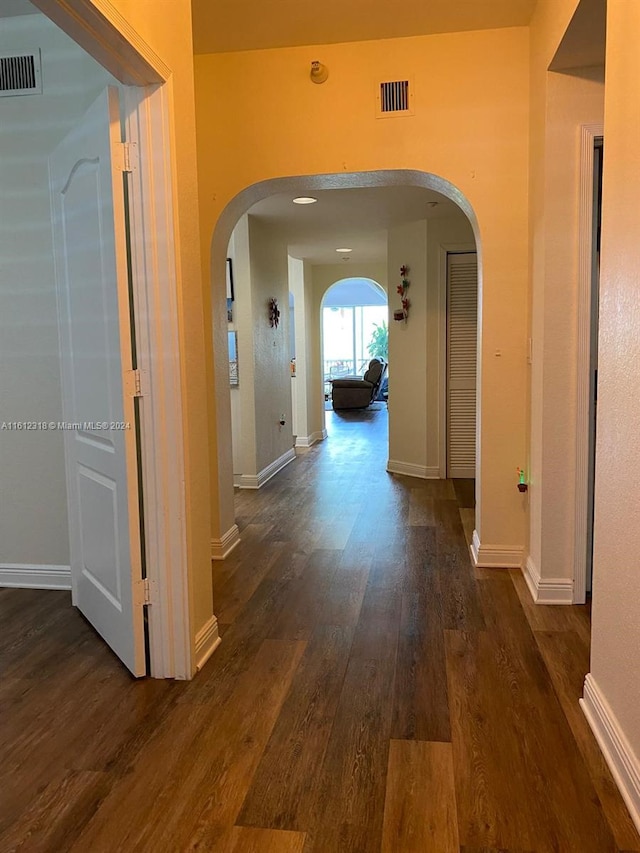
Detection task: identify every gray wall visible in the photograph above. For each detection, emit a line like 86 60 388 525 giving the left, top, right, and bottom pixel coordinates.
0 13 116 570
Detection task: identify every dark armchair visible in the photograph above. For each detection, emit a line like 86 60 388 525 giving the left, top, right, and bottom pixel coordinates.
331 358 387 410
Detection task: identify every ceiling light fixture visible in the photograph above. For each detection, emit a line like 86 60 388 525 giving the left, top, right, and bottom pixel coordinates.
335 247 352 253
292 196 317 205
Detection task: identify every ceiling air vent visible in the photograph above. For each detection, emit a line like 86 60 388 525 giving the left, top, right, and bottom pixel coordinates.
0 51 42 97
377 78 413 118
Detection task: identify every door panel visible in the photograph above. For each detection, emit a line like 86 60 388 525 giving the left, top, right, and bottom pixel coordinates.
50 86 146 676
447 252 478 479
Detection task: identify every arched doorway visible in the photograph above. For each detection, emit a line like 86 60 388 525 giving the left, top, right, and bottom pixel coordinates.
206 171 488 568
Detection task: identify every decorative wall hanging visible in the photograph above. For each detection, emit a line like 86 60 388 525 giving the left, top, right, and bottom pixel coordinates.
226 258 235 323
394 265 411 322
228 331 239 385
268 298 280 328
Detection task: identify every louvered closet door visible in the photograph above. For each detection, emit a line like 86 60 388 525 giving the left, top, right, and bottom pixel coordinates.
447 252 478 479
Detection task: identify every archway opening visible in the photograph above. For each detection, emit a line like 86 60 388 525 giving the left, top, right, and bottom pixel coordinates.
322 277 388 406
208 171 481 563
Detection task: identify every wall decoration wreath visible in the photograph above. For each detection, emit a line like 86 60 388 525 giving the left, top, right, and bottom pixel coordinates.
393 265 410 322
268 297 280 328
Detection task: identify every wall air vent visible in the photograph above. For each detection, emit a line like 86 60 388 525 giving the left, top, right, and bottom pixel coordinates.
377 78 413 118
0 51 42 97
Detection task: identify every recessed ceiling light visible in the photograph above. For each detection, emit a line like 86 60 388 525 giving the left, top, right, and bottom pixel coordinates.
335 247 352 253
292 196 317 205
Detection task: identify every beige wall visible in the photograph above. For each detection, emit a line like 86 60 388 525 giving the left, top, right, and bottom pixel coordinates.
589 0 640 769
228 216 294 481
248 218 294 474
388 221 429 473
195 26 531 557
0 13 115 571
227 219 255 477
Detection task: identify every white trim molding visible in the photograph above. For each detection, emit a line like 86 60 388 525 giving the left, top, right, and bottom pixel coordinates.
387 460 439 480
295 429 327 448
574 123 604 604
236 448 296 490
0 564 71 590
211 524 241 561
195 615 221 671
581 674 640 835
123 85 193 680
30 0 170 85
522 556 573 604
470 530 523 569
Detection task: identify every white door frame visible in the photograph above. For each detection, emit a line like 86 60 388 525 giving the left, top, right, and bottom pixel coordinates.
438 243 476 479
574 123 604 604
31 0 192 678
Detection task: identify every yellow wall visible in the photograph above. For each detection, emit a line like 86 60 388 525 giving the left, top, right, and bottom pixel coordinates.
196 27 531 556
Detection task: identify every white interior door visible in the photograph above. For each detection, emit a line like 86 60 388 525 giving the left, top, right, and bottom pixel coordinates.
49 86 146 676
447 252 478 479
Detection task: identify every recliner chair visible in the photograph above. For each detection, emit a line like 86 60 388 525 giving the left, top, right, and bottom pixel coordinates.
331 358 387 410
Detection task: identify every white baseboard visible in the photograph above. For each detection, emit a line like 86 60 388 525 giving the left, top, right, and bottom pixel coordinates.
235 448 296 490
386 459 437 480
0 564 72 590
581 673 640 835
295 429 327 448
211 524 241 561
195 614 221 671
470 530 523 569
522 555 573 604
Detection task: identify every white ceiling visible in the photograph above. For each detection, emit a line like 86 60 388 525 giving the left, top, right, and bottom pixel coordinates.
192 0 537 55
0 0 38 18
247 185 466 265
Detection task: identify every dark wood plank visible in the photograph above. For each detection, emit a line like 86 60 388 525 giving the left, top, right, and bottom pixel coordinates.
69 639 306 852
2 408 638 852
238 624 354 830
267 549 341 640
381 740 459 852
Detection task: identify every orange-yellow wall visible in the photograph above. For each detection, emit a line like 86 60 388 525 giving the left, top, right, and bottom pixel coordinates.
196 27 531 554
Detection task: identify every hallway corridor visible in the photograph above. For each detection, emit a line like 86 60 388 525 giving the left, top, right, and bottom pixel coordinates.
1 407 639 851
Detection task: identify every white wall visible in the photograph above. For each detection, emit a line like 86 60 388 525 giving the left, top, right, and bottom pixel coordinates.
288 256 311 443
227 215 293 483
387 221 429 475
528 67 604 589
387 215 474 479
0 13 116 574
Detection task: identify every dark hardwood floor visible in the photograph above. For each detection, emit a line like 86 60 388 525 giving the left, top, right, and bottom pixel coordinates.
2 404 639 852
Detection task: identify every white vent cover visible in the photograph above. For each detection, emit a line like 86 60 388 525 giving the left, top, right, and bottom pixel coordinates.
0 50 42 97
376 78 413 117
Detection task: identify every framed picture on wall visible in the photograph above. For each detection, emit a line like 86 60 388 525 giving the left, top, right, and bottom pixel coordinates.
226 258 234 301
228 330 238 386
